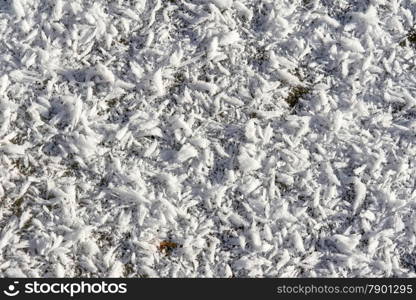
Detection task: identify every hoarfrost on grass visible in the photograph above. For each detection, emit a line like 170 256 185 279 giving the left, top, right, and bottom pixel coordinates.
0 0 416 278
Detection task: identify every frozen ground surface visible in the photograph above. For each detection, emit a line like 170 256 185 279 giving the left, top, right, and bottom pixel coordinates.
1 0 416 278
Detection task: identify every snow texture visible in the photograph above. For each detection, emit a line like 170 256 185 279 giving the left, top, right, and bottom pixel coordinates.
1 0 416 278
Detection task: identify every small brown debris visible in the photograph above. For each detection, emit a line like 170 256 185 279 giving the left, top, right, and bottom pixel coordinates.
158 240 178 255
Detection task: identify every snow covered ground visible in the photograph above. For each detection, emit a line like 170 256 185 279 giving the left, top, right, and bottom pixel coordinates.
1 0 416 278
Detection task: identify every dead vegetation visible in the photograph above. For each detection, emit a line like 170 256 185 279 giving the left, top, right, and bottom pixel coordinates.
399 28 416 47
285 85 311 109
